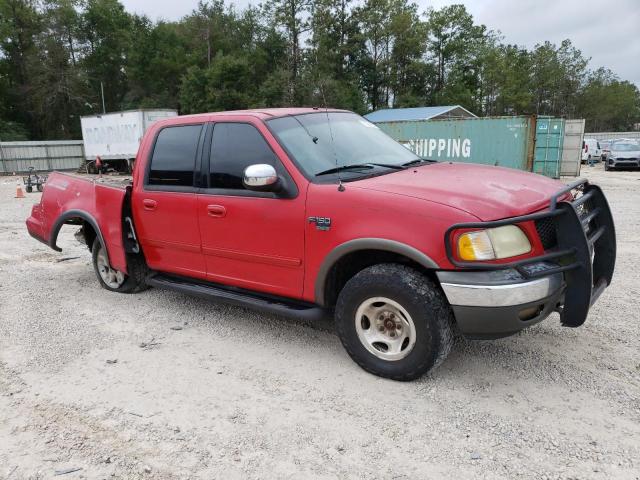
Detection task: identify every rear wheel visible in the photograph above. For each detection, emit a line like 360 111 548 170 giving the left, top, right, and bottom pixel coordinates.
91 237 148 293
335 263 454 381
26 185 33 193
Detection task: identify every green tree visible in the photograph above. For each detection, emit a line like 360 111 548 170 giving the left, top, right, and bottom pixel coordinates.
479 42 533 115
353 0 394 110
29 0 88 138
0 0 42 136
0 0 638 139
264 0 313 104
387 1 426 107
577 68 640 131
124 17 189 109
79 0 132 112
425 4 486 108
309 0 364 111
530 40 587 116
0 119 29 140
180 54 253 112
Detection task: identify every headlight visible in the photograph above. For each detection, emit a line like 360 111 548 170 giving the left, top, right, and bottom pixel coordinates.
457 225 531 261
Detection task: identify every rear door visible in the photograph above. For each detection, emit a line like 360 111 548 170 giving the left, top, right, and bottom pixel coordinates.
196 120 306 298
132 123 207 279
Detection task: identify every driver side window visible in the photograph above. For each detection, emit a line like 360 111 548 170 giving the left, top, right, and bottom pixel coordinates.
209 123 278 190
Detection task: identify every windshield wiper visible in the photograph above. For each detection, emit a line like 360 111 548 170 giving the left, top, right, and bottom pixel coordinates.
315 163 403 176
401 158 437 167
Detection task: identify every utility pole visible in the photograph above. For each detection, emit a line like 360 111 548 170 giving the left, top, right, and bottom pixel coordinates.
100 82 106 114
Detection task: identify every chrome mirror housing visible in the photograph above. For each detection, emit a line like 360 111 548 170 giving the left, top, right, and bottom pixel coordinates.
243 164 279 191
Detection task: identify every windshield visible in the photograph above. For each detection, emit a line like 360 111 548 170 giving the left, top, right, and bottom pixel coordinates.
611 142 640 152
267 112 420 178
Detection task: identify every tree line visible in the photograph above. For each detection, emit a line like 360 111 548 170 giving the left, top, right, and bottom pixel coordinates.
1 0 639 141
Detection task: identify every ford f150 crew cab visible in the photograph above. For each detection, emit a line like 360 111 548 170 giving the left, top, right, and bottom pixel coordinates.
26 109 617 380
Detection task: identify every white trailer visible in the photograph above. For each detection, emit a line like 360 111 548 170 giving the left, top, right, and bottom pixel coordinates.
80 109 177 171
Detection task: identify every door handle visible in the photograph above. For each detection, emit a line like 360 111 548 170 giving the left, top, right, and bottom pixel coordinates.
143 199 157 211
207 204 226 218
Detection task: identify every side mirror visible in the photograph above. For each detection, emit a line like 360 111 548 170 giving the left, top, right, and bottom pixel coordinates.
243 164 279 192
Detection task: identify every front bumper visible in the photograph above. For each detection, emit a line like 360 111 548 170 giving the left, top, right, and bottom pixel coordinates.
438 268 564 338
440 179 616 339
609 158 639 168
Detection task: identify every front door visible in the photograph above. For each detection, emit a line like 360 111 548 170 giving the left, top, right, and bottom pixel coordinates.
196 120 306 298
133 123 207 279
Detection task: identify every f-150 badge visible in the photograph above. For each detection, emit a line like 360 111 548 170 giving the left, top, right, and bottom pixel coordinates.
308 217 331 231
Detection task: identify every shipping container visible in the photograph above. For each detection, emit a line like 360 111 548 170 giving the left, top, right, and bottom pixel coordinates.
533 117 564 178
80 109 177 161
0 140 84 174
372 115 584 178
561 119 585 176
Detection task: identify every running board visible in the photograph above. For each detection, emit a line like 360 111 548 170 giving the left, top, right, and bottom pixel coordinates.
146 273 328 321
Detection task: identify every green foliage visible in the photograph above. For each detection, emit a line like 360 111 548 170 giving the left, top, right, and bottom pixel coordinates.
577 68 640 132
0 0 638 140
0 118 29 140
180 54 253 112
426 4 486 107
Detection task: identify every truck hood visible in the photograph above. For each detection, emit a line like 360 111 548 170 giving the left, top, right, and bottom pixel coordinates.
352 162 565 221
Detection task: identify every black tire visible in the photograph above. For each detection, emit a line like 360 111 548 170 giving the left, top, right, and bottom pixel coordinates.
335 263 454 381
37 184 43 192
26 185 33 193
91 237 149 293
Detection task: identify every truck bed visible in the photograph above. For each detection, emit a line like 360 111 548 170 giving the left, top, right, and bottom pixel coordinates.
57 172 133 189
26 171 130 273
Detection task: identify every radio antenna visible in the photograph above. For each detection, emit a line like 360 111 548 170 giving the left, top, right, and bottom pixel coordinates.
318 80 344 192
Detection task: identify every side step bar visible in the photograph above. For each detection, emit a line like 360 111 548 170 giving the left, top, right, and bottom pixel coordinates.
147 273 328 322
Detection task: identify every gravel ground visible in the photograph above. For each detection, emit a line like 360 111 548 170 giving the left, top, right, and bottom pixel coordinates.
1 165 639 479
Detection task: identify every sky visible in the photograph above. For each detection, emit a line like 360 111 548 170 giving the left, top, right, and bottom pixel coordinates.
119 0 640 87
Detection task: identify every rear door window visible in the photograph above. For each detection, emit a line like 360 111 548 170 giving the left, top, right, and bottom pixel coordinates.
148 125 203 187
209 123 278 190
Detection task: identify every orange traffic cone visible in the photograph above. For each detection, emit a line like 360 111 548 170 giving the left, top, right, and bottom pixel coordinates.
15 181 25 198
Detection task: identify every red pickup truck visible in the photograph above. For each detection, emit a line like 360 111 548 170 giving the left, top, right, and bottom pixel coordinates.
26 108 616 380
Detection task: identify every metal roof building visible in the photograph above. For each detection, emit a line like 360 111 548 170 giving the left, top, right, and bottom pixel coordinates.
364 105 476 123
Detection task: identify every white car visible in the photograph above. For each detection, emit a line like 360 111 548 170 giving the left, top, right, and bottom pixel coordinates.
582 138 602 163
605 140 640 171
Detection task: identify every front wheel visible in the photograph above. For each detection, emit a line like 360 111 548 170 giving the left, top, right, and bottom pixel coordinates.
335 264 454 381
91 237 148 293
